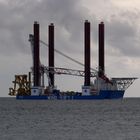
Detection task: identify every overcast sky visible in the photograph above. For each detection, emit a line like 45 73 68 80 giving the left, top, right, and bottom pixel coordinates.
0 0 140 97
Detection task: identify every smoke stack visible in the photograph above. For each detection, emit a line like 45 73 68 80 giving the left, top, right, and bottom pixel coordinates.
98 22 105 77
48 23 54 87
33 21 40 86
84 20 90 86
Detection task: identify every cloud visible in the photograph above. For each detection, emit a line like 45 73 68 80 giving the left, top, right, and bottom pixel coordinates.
0 0 92 56
1 0 140 58
0 0 140 96
105 16 140 57
82 0 140 58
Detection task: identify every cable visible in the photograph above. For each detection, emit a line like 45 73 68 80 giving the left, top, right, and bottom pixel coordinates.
40 40 97 72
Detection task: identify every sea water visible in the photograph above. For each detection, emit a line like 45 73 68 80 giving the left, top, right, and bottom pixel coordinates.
0 98 140 140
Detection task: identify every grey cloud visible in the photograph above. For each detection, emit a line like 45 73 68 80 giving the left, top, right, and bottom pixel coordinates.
105 14 140 57
0 0 93 57
0 0 140 58
0 0 140 97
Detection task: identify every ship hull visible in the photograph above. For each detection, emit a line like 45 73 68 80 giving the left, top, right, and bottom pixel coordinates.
16 90 124 100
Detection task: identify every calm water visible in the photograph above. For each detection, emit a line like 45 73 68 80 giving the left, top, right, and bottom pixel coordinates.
0 98 140 140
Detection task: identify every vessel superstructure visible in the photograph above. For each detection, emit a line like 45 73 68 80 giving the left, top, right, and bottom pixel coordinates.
9 21 137 100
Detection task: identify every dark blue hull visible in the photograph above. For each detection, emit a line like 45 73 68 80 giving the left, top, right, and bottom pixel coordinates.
16 90 124 100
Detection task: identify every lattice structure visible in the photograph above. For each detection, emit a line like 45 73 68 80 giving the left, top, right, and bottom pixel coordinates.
111 78 137 90
9 75 31 96
43 66 97 77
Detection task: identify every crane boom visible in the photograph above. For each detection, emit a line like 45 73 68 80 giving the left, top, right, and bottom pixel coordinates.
42 66 96 77
29 34 97 72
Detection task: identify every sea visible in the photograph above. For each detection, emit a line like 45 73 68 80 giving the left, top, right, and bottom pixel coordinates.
0 98 140 140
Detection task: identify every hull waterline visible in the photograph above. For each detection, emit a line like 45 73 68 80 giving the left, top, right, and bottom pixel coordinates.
16 90 124 100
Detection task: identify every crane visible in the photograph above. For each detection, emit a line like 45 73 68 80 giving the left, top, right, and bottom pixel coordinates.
8 35 137 96
28 34 98 87
29 34 137 90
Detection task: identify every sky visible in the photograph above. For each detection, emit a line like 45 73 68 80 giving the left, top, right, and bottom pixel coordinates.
0 0 140 97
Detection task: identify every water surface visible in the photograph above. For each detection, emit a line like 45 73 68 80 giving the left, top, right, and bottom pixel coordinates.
0 98 140 140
